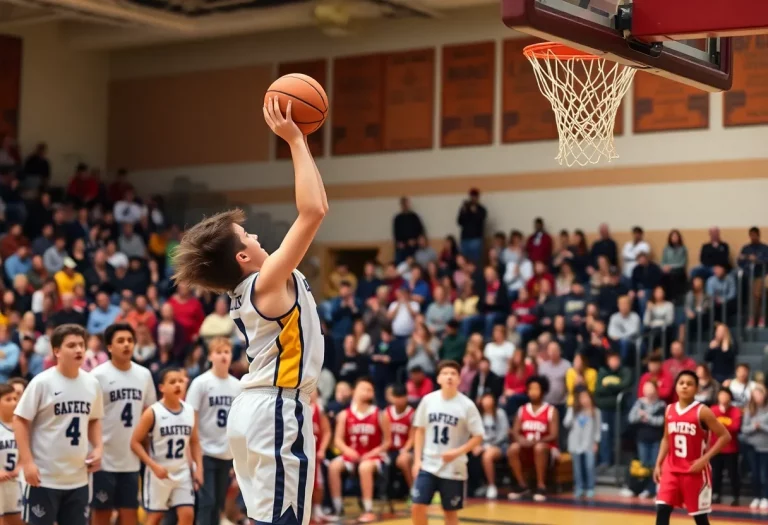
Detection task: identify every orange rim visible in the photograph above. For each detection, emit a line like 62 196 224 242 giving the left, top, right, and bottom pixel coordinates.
523 42 602 60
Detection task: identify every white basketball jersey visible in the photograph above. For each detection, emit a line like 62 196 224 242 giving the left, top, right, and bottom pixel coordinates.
412 390 485 481
185 371 241 459
229 269 324 393
148 401 194 474
0 423 16 476
92 361 157 472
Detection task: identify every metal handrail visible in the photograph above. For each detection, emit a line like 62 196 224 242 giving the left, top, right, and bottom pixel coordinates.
614 389 629 487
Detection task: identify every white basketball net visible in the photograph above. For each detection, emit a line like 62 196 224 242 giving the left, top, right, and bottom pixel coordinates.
525 44 636 167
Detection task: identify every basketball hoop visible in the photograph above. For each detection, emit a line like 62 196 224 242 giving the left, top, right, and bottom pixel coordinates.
524 42 636 167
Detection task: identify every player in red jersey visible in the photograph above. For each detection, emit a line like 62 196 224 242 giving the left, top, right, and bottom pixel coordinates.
328 377 391 523
309 390 337 523
507 376 559 502
654 370 731 525
385 384 415 490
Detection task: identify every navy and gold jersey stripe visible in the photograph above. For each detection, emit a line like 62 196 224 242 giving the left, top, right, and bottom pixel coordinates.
273 305 305 389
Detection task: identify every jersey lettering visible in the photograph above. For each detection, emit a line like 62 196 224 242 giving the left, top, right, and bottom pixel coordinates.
108 388 143 403
0 439 15 450
428 413 459 426
159 425 193 437
207 395 235 407
54 401 91 416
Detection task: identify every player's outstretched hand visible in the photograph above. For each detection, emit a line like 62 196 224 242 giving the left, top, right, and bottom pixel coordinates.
23 462 40 487
652 464 662 485
263 96 303 145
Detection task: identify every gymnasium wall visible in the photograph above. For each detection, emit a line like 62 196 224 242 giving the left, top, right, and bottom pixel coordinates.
3 23 109 182
107 5 768 247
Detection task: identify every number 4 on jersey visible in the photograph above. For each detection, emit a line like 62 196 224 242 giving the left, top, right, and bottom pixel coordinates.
121 404 133 427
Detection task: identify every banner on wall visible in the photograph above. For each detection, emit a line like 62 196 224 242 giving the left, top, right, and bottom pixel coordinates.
383 48 435 152
633 71 709 133
441 41 495 147
0 36 22 140
276 59 327 159
724 36 768 127
332 54 385 156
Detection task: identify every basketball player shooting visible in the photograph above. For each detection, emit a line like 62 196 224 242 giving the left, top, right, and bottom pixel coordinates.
653 371 731 525
172 96 328 525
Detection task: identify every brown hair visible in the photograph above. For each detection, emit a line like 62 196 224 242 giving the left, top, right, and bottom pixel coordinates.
7 378 27 389
0 384 15 399
436 360 461 375
208 336 232 355
51 324 86 350
747 383 767 417
172 209 248 293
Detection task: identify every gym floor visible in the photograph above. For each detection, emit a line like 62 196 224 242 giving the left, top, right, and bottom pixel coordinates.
361 494 768 524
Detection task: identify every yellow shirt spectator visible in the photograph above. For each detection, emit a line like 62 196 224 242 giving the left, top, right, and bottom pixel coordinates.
566 357 598 406
54 258 85 295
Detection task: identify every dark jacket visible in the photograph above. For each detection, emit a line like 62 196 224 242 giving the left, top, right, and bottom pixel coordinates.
594 365 633 411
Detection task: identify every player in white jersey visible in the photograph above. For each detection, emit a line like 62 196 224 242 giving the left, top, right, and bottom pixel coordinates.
90 323 157 525
184 337 242 525
13 324 104 525
131 368 203 525
172 96 328 525
411 361 484 525
0 384 20 525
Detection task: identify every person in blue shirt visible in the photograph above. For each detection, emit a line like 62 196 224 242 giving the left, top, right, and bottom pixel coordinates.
4 244 32 282
86 291 121 335
0 324 20 383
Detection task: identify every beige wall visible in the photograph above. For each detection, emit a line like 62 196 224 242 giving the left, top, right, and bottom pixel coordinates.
7 23 109 183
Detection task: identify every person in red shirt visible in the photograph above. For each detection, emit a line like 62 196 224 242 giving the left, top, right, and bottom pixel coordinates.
167 282 205 344
638 354 674 403
385 384 415 491
710 387 742 505
329 377 391 522
510 288 538 342
654 371 731 525
526 261 555 298
504 348 535 414
406 367 434 405
525 218 553 265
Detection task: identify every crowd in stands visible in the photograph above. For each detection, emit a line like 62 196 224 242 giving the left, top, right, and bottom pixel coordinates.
319 189 768 508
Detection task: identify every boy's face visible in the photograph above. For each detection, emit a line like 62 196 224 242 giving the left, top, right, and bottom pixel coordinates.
160 371 184 398
11 384 23 398
717 391 731 407
437 367 459 389
392 394 408 410
0 392 17 414
55 334 86 367
736 366 748 382
353 382 375 404
607 356 620 370
108 330 135 361
210 345 233 369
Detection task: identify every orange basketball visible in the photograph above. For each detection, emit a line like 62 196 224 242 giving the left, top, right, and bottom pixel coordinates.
264 74 328 135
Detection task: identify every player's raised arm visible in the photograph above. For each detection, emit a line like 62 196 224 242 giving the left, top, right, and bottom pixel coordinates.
256 97 327 297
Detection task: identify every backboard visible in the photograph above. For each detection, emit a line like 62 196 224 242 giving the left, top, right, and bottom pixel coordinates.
502 0 733 91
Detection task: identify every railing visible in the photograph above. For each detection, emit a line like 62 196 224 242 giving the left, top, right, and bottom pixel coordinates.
614 389 629 486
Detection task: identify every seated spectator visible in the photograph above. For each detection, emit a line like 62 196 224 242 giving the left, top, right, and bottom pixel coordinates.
501 230 524 266
31 223 54 256
14 335 42 380
526 260 555 298
504 347 535 411
82 334 108 372
424 285 453 337
589 255 612 298
596 269 628 320
54 257 85 297
565 353 597 406
0 325 20 383
118 223 146 259
355 261 381 302
26 254 48 290
552 229 572 272
460 346 482 395
607 295 641 363
507 376 559 502
505 314 523 348
555 261 576 297
621 226 650 283
693 227 730 281
352 318 372 356
660 229 688 300
637 354 674 403
384 384 415 490
133 324 157 364
627 381 666 498
154 302 186 361
534 280 560 331
470 357 503 404
484 324 515 378
438 235 459 273
405 323 437 376
362 287 389 343
682 275 711 343
562 282 588 332
388 287 419 341
5 245 31 282
87 291 120 335
705 323 736 383
51 292 86 327
328 378 390 522
43 233 68 274
392 196 425 264
413 234 437 269
105 239 128 270
581 320 611 369
199 296 234 344
595 351 632 467
371 325 407 403
404 264 431 305
742 384 768 510
526 217 553 265
738 226 768 328
168 282 205 344
511 288 538 342
630 252 662 314
695 363 719 406
502 234 533 299
113 188 144 225
643 286 674 353
662 341 697 384
564 389 601 499
473 266 509 338
0 223 28 260
425 261 444 297
567 230 590 283
711 388 741 505
725 363 758 408
338 334 368 385
469 393 510 500
406 366 434 405
326 381 353 422
453 279 479 338
706 264 736 320
538 341 570 413
438 320 466 363
552 315 577 361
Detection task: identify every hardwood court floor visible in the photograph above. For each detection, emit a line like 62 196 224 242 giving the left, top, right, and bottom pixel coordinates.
366 495 768 525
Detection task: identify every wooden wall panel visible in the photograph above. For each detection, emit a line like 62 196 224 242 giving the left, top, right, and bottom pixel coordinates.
633 72 709 133
0 36 22 140
383 48 434 151
724 36 768 127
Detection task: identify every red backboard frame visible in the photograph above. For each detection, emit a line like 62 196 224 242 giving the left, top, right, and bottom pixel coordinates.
501 0 733 92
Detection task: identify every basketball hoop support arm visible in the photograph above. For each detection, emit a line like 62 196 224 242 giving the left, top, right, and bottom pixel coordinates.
628 0 768 41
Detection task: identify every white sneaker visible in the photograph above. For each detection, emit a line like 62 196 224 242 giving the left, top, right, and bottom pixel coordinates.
750 498 761 509
620 488 635 497
760 499 768 511
486 485 498 500
639 490 651 499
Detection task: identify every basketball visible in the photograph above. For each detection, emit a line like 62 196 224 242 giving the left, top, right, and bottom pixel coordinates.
264 74 328 135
